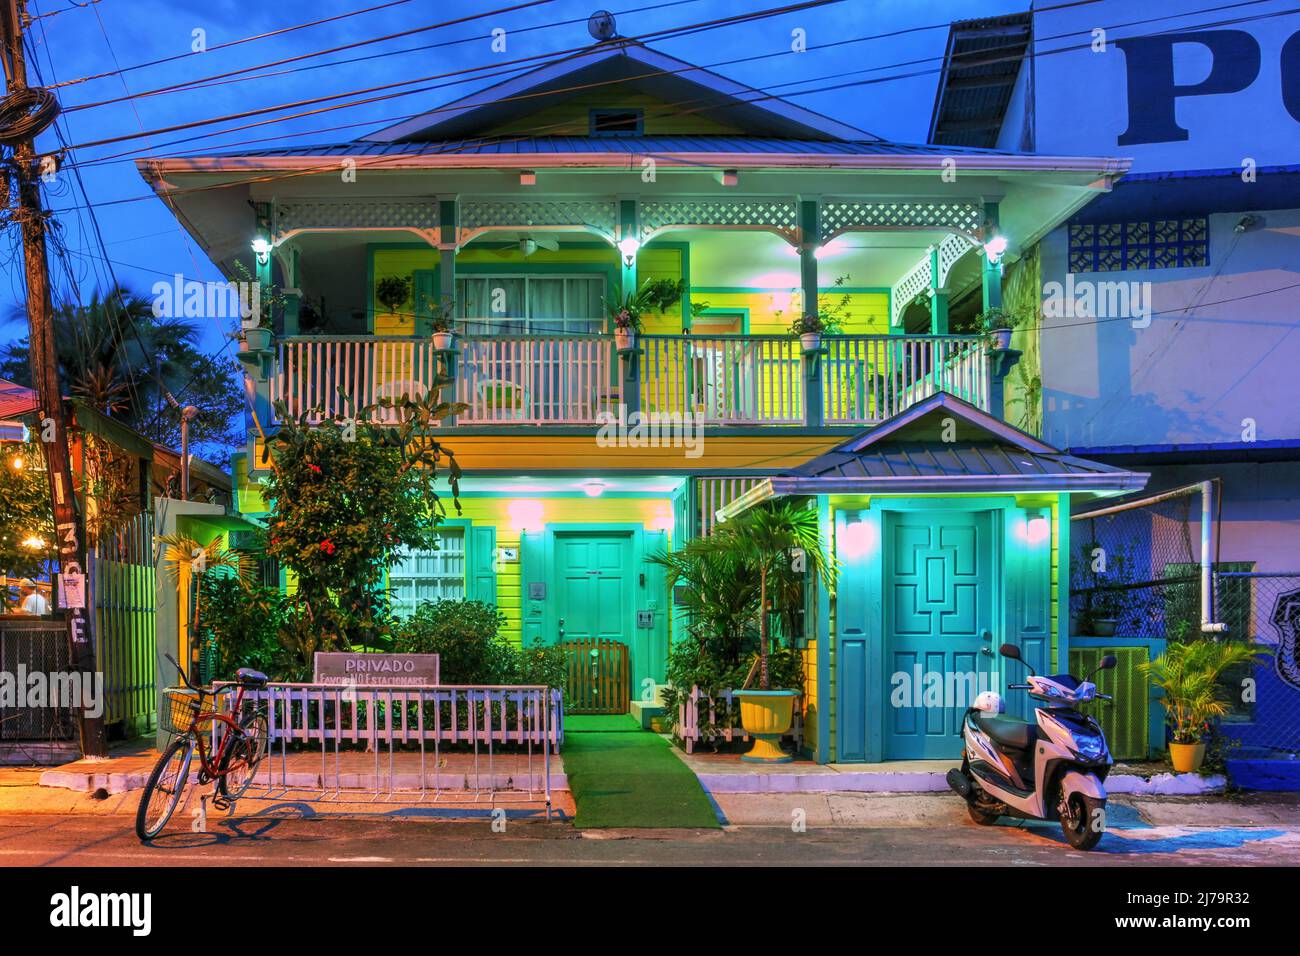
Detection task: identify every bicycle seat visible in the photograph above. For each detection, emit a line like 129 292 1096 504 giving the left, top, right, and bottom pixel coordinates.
235 668 269 687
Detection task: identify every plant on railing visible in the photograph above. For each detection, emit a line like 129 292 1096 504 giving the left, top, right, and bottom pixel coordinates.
977 308 1025 350
375 274 413 315
775 275 852 346
264 388 463 654
604 280 655 332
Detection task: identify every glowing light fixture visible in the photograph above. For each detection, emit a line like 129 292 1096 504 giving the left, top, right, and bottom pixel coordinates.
579 479 608 498
983 234 1008 264
251 234 272 266
839 520 877 559
20 534 46 551
617 236 640 266
508 499 544 533
10 454 23 471
1025 515 1050 545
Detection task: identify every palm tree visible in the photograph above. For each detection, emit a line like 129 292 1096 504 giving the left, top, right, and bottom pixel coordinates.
1140 639 1272 743
648 536 760 667
712 501 836 689
158 532 256 672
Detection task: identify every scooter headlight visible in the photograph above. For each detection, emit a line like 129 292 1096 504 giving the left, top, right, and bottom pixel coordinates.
1073 732 1107 761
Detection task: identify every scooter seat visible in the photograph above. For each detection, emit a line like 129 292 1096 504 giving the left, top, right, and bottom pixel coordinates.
975 714 1038 751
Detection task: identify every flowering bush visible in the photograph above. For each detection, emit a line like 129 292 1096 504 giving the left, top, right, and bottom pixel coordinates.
264 388 462 650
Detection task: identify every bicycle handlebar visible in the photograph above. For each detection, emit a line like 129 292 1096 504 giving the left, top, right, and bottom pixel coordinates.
165 654 200 693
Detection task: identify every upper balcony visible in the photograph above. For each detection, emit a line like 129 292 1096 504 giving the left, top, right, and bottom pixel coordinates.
269 329 991 428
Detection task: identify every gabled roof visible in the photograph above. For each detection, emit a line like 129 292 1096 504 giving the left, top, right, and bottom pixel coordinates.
928 12 1031 149
364 38 875 143
0 378 38 422
719 393 1148 518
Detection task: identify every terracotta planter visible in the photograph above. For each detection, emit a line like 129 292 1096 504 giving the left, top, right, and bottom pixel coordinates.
734 689 797 763
799 332 822 353
432 331 455 350
1169 742 1206 773
614 329 636 351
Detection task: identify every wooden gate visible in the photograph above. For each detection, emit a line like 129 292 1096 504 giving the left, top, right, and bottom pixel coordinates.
561 638 629 714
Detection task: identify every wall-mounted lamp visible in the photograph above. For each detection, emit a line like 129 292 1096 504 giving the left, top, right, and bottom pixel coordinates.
251 234 272 266
579 479 608 498
982 234 1008 265
617 236 641 267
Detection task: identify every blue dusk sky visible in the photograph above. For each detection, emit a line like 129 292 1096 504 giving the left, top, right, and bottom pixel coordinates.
2 0 1031 357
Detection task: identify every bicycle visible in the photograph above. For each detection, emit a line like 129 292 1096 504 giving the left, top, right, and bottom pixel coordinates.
135 654 270 841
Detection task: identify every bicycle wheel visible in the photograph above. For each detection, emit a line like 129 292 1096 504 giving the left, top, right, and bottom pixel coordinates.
136 736 194 841
218 711 269 799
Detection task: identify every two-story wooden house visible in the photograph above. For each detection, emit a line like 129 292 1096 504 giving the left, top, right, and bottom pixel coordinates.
139 24 1144 763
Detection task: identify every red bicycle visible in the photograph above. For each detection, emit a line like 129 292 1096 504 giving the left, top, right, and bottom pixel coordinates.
135 654 270 841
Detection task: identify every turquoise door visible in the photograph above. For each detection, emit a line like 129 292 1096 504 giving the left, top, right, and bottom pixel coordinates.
555 533 632 639
884 510 995 760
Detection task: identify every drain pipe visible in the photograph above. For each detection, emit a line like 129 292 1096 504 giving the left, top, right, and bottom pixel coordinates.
1201 479 1228 635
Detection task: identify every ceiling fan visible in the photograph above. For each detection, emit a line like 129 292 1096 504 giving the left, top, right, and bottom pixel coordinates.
516 232 560 256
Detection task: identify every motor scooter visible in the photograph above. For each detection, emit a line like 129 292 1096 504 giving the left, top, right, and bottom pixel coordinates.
947 643 1118 850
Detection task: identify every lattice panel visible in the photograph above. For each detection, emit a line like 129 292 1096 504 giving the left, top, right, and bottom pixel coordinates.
638 199 798 242
891 257 932 327
458 200 618 241
936 232 976 287
275 200 439 236
819 200 982 241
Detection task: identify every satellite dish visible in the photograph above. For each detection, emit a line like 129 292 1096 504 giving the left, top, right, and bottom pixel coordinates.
588 10 617 41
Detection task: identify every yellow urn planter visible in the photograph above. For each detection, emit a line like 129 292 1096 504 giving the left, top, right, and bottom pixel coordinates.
734 689 798 763
1169 742 1207 773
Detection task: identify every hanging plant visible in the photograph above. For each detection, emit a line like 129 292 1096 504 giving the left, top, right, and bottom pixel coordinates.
375 275 413 314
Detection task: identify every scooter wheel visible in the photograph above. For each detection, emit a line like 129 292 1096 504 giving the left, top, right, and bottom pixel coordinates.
967 802 1000 826
1061 794 1105 850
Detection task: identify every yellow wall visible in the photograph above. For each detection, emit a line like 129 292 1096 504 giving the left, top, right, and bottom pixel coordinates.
435 433 842 471
454 496 675 647
482 90 745 138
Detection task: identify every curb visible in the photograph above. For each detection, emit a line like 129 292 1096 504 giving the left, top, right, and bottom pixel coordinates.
695 770 1227 796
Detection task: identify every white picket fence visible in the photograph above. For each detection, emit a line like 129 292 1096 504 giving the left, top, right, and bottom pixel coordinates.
676 686 804 755
212 682 563 804
273 336 442 421
822 334 990 423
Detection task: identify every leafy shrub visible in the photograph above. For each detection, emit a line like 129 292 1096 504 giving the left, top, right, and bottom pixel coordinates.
660 631 804 734
394 599 514 684
198 574 287 681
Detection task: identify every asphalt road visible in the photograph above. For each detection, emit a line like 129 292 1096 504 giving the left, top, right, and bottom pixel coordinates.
0 811 1297 866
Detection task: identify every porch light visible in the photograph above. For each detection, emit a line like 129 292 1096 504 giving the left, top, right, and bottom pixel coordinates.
1025 516 1050 545
840 520 877 559
579 479 608 498
508 499 544 533
9 454 22 470
20 534 46 551
251 234 272 266
983 234 1008 265
617 236 640 266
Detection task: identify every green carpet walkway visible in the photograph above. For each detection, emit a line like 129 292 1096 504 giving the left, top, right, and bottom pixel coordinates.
562 721 720 829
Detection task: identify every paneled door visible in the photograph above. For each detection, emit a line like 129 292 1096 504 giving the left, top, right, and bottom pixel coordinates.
554 534 633 711
883 510 995 759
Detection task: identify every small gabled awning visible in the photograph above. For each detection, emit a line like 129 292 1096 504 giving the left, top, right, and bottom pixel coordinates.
720 393 1148 519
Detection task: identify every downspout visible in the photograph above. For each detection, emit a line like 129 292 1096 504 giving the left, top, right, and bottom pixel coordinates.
1201 478 1228 635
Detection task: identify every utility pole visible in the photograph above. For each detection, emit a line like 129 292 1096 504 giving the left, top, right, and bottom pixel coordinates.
1 0 106 756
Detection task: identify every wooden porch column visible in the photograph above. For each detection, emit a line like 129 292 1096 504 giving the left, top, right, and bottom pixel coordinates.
928 246 949 334
618 199 641 418
800 199 824 428
981 200 1003 313
438 198 459 425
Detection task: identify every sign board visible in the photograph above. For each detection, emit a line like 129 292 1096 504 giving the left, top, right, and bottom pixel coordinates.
636 610 654 629
58 573 85 610
313 653 440 687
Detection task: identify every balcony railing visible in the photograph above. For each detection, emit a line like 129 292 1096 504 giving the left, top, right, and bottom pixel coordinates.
270 332 991 427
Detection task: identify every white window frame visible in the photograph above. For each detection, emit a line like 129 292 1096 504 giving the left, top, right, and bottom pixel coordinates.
388 528 466 618
455 273 606 335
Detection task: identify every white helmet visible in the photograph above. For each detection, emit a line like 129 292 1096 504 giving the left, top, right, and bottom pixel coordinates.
973 691 1004 714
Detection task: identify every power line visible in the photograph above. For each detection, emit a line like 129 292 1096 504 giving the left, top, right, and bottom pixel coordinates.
58 0 848 152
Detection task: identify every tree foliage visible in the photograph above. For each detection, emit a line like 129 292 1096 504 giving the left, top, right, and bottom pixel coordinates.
0 443 55 603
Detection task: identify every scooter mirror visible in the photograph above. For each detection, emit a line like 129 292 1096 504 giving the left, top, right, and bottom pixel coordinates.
1099 654 1118 670
999 643 1022 660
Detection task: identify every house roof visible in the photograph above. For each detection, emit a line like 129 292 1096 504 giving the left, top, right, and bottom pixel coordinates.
928 12 1031 149
364 37 875 143
718 393 1148 518
0 379 38 422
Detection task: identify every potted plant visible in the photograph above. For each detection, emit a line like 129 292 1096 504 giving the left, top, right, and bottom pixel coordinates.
979 308 1018 350
790 313 824 353
1140 639 1272 773
244 324 273 351
1086 592 1121 637
604 282 654 351
717 501 836 762
375 274 412 316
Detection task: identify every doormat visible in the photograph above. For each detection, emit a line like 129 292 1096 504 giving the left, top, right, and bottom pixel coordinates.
562 731 721 829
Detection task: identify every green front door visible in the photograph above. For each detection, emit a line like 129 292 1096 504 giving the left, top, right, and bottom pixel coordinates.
884 510 995 760
555 533 634 710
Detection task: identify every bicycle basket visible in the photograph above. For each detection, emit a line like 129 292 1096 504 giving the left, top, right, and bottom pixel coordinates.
160 688 201 735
